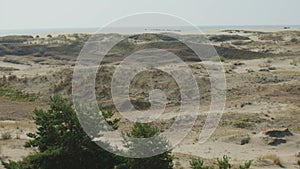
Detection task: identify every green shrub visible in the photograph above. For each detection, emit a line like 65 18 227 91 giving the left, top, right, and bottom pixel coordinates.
217 155 232 169
190 156 252 169
190 158 214 169
239 161 252 169
120 122 174 169
233 120 252 128
2 96 174 169
233 118 261 129
2 96 122 169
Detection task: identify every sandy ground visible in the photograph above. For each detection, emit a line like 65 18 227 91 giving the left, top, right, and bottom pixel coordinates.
0 56 72 78
0 29 300 168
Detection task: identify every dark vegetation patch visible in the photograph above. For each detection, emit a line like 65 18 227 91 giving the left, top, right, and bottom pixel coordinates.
209 35 250 42
0 67 19 71
0 42 84 59
0 44 44 56
259 34 284 41
215 46 271 59
233 118 261 129
221 29 268 34
0 34 271 62
129 33 177 41
232 40 253 46
3 58 25 65
0 35 33 43
100 34 275 61
0 34 88 59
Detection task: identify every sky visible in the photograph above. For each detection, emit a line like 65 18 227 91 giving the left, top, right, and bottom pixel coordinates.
1 0 300 30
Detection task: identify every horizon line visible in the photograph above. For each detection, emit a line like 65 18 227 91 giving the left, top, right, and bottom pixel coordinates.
1 24 300 31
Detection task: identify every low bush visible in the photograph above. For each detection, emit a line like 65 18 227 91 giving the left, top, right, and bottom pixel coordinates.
233 118 261 129
0 85 37 102
190 155 252 169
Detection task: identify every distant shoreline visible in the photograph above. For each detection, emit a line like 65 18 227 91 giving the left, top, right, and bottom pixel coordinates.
1 25 300 36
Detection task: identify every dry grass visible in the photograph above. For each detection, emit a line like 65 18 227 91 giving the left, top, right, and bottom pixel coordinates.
1 131 12 140
258 62 272 69
16 133 20 140
296 152 300 166
258 154 283 167
0 121 35 129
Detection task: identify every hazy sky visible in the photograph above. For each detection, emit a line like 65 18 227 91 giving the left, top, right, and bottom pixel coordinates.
1 0 299 29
